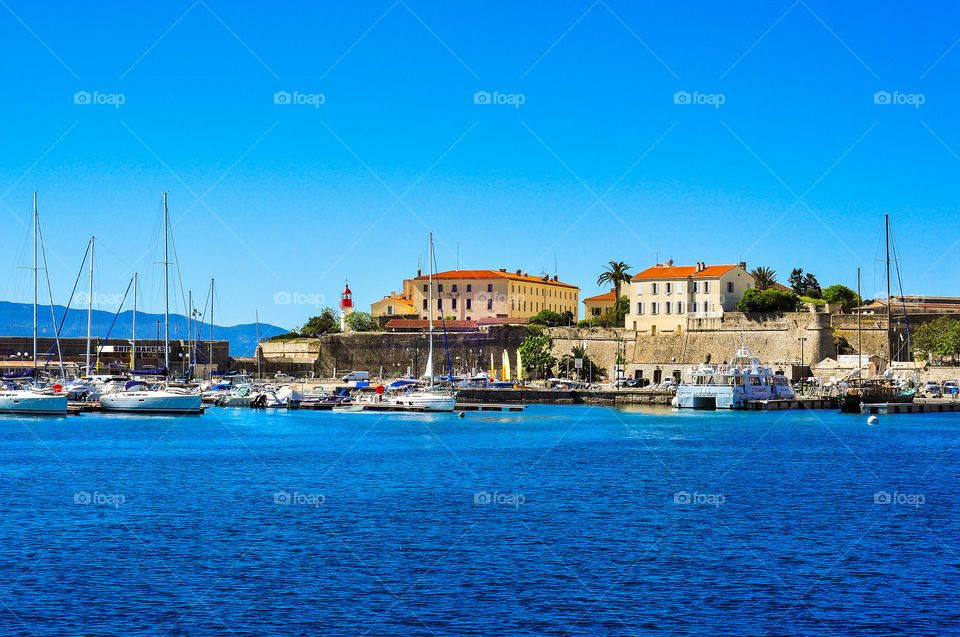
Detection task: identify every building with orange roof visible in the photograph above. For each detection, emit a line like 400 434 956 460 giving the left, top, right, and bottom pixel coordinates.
378 267 580 322
583 288 617 318
625 260 754 334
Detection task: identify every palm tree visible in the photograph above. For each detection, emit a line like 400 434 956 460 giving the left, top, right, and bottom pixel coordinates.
750 266 777 290
597 261 632 304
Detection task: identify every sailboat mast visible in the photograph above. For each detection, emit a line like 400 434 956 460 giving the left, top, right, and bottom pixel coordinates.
857 266 862 366
86 236 94 375
256 309 261 379
132 272 137 371
163 193 170 375
32 193 38 371
428 232 434 391
209 278 214 377
885 214 892 365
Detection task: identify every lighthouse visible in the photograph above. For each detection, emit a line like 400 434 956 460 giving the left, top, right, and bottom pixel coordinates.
340 281 354 331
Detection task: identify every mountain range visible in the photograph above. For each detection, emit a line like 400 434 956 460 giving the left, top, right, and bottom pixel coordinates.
0 301 288 357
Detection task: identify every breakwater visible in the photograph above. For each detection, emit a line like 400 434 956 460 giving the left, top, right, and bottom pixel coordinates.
456 388 674 405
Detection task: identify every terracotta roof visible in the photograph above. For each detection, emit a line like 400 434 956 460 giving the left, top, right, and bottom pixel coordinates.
384 319 478 331
631 264 740 280
475 317 530 325
414 269 578 289
375 294 413 306
584 289 616 303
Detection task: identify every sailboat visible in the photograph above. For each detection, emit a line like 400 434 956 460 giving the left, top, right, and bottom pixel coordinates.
100 194 203 415
388 233 456 412
0 194 67 416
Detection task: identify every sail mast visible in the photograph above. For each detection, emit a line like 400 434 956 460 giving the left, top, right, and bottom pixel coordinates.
209 278 214 377
163 193 170 376
857 266 862 369
885 214 892 365
428 232 434 391
86 236 94 375
32 193 38 372
256 309 261 379
132 272 137 371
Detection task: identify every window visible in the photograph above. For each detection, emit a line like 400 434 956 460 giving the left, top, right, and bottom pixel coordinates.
422 299 427 310
438 284 443 292
666 282 672 294
466 299 472 310
651 282 658 294
692 281 699 293
452 298 457 309
703 300 710 312
665 302 671 314
466 284 472 292
637 283 642 295
387 306 394 315
651 302 659 315
423 284 428 292
677 302 684 314
487 298 493 310
487 284 493 292
438 299 442 309
677 282 683 294
452 284 458 293
727 281 734 293
637 302 644 315
704 282 711 293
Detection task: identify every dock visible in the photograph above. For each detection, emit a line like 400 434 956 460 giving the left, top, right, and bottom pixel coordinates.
297 401 525 413
745 398 837 410
862 400 960 414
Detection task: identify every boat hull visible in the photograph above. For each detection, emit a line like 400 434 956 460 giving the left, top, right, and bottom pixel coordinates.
390 393 457 412
100 391 203 414
0 392 68 415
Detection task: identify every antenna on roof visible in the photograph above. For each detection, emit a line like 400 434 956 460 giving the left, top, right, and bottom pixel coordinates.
650 251 661 265
554 252 558 280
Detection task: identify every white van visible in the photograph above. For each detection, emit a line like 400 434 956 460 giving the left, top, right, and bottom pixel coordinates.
341 371 370 383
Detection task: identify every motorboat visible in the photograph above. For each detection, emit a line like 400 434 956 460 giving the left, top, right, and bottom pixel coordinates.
100 380 203 414
673 347 796 409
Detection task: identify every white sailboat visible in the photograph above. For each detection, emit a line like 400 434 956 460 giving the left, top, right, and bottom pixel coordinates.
0 194 67 416
388 233 456 412
100 194 203 415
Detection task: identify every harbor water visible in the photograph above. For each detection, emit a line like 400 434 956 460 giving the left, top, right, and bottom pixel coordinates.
1 405 957 635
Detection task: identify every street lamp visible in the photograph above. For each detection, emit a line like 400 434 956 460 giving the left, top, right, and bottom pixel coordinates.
798 336 808 395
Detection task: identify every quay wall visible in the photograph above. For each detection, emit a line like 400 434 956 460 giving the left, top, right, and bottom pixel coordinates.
457 388 674 405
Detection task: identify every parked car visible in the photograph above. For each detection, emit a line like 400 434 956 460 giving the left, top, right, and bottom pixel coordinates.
341 371 370 383
943 380 959 395
923 381 942 396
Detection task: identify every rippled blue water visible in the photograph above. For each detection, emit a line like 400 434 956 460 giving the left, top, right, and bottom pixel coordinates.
1 405 958 636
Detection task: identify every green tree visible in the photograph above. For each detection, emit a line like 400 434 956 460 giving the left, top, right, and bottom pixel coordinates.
529 309 572 327
788 268 805 294
821 284 860 311
750 266 778 290
597 261 632 326
299 307 341 336
913 316 960 361
558 344 606 381
344 311 378 332
519 334 556 379
736 288 801 313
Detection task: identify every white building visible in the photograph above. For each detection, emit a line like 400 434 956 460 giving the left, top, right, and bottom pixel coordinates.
625 261 755 334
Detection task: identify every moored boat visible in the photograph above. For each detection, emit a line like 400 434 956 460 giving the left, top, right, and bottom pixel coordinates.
673 347 795 409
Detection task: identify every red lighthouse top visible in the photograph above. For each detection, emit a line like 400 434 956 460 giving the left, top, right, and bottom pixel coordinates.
340 283 353 308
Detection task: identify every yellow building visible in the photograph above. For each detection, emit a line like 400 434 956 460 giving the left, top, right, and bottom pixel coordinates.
625 261 754 334
408 268 579 321
583 288 617 317
370 279 415 317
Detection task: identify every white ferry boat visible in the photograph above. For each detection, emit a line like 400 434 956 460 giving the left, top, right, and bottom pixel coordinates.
673 348 795 409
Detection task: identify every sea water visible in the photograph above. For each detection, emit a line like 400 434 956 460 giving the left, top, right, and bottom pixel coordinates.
0 405 957 636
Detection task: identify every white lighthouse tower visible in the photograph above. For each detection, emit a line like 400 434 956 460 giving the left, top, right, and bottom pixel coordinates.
340 281 354 331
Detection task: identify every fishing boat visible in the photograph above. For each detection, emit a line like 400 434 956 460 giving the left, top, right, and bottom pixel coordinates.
672 347 795 409
385 233 456 412
99 194 202 415
838 379 916 413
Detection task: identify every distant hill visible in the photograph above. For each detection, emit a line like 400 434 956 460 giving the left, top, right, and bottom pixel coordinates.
0 301 288 357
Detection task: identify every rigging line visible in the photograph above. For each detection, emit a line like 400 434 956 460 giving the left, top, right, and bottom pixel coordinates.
35 220 64 374
431 242 454 384
890 230 912 355
92 275 134 372
44 241 89 368
167 222 189 318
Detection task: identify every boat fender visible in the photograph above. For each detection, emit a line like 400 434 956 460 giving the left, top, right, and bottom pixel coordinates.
692 365 698 372
719 365 726 372
867 415 879 425
458 411 465 418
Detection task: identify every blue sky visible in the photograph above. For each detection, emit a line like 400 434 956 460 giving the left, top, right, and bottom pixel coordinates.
1 1 959 328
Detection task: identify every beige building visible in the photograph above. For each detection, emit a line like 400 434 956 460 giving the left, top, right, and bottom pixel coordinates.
371 279 416 317
407 268 579 321
583 288 617 317
625 261 754 334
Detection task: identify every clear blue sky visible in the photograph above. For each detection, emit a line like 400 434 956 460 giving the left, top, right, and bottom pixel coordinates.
1 0 959 328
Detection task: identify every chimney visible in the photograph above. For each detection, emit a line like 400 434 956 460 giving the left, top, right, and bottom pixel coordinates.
516 268 522 275
739 261 747 271
667 259 674 266
417 268 421 277
553 274 558 282
499 268 507 272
